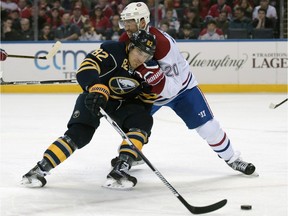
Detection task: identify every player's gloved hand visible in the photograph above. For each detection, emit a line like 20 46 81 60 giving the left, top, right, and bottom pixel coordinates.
135 61 164 86
0 49 8 61
84 84 110 116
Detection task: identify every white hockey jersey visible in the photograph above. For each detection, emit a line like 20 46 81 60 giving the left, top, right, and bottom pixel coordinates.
119 26 198 106
147 26 198 105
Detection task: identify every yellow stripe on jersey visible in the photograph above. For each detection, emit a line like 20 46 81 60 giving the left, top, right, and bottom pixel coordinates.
138 93 158 104
109 95 124 100
77 58 101 74
77 66 99 74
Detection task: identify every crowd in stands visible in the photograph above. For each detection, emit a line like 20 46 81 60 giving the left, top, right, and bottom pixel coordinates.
0 0 280 42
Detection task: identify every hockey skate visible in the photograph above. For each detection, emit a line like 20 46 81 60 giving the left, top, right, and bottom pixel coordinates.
226 152 256 175
103 159 137 190
21 164 48 187
111 156 144 167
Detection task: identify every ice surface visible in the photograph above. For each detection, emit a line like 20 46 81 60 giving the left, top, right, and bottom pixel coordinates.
1 93 287 216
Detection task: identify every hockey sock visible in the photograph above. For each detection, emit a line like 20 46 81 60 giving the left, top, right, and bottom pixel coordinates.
208 132 234 161
43 135 77 169
119 128 148 160
196 119 234 161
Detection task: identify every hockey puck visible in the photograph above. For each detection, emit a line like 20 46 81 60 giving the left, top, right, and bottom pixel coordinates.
241 205 252 210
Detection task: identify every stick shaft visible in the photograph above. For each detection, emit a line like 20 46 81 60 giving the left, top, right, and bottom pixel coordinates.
7 41 61 60
99 107 227 214
275 98 288 108
7 54 46 59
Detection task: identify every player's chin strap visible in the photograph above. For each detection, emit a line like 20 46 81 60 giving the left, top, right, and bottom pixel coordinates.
99 107 227 215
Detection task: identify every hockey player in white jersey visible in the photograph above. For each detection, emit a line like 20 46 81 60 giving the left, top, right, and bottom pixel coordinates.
105 2 256 189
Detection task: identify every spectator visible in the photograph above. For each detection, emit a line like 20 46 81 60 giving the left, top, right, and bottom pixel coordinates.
234 0 254 19
38 0 52 11
1 17 20 41
161 0 178 20
46 7 62 30
79 21 103 41
8 9 21 31
17 0 32 19
178 23 198 39
159 21 170 33
252 8 274 29
198 19 225 40
186 0 210 20
70 5 87 29
252 0 277 20
37 6 50 31
72 0 89 17
215 10 229 36
161 8 180 35
16 18 34 40
38 23 55 40
89 5 111 35
54 13 81 41
229 7 253 34
51 0 65 16
208 0 232 20
181 7 202 29
147 0 163 26
94 0 114 19
105 14 125 41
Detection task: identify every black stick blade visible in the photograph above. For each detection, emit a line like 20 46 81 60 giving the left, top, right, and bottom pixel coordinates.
178 196 227 214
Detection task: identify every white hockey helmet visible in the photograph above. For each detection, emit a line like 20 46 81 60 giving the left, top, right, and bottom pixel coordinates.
119 2 150 29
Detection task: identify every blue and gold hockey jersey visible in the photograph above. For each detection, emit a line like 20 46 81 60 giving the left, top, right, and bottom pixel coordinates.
76 41 157 104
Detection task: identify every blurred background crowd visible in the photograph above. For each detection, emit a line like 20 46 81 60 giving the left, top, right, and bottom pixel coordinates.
0 0 287 42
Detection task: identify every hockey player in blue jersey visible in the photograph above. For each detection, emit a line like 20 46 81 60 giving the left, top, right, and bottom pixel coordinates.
107 2 256 189
21 30 157 188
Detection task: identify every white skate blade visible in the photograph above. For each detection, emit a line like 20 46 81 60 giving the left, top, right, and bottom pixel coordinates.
102 178 134 190
20 177 43 188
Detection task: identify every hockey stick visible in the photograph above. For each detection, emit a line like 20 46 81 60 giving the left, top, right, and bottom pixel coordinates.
99 107 227 214
0 79 77 85
269 98 288 109
7 41 62 60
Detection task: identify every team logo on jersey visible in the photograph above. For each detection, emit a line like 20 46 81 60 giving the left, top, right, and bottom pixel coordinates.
109 77 140 95
72 110 80 118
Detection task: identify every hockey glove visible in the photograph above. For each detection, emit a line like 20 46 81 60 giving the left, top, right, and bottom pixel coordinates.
135 62 164 86
0 49 7 61
85 84 110 116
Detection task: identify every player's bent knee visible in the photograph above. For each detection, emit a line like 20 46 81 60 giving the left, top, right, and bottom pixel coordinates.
65 123 95 149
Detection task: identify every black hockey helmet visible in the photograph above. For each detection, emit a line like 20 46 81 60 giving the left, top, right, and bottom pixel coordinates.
130 30 156 58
